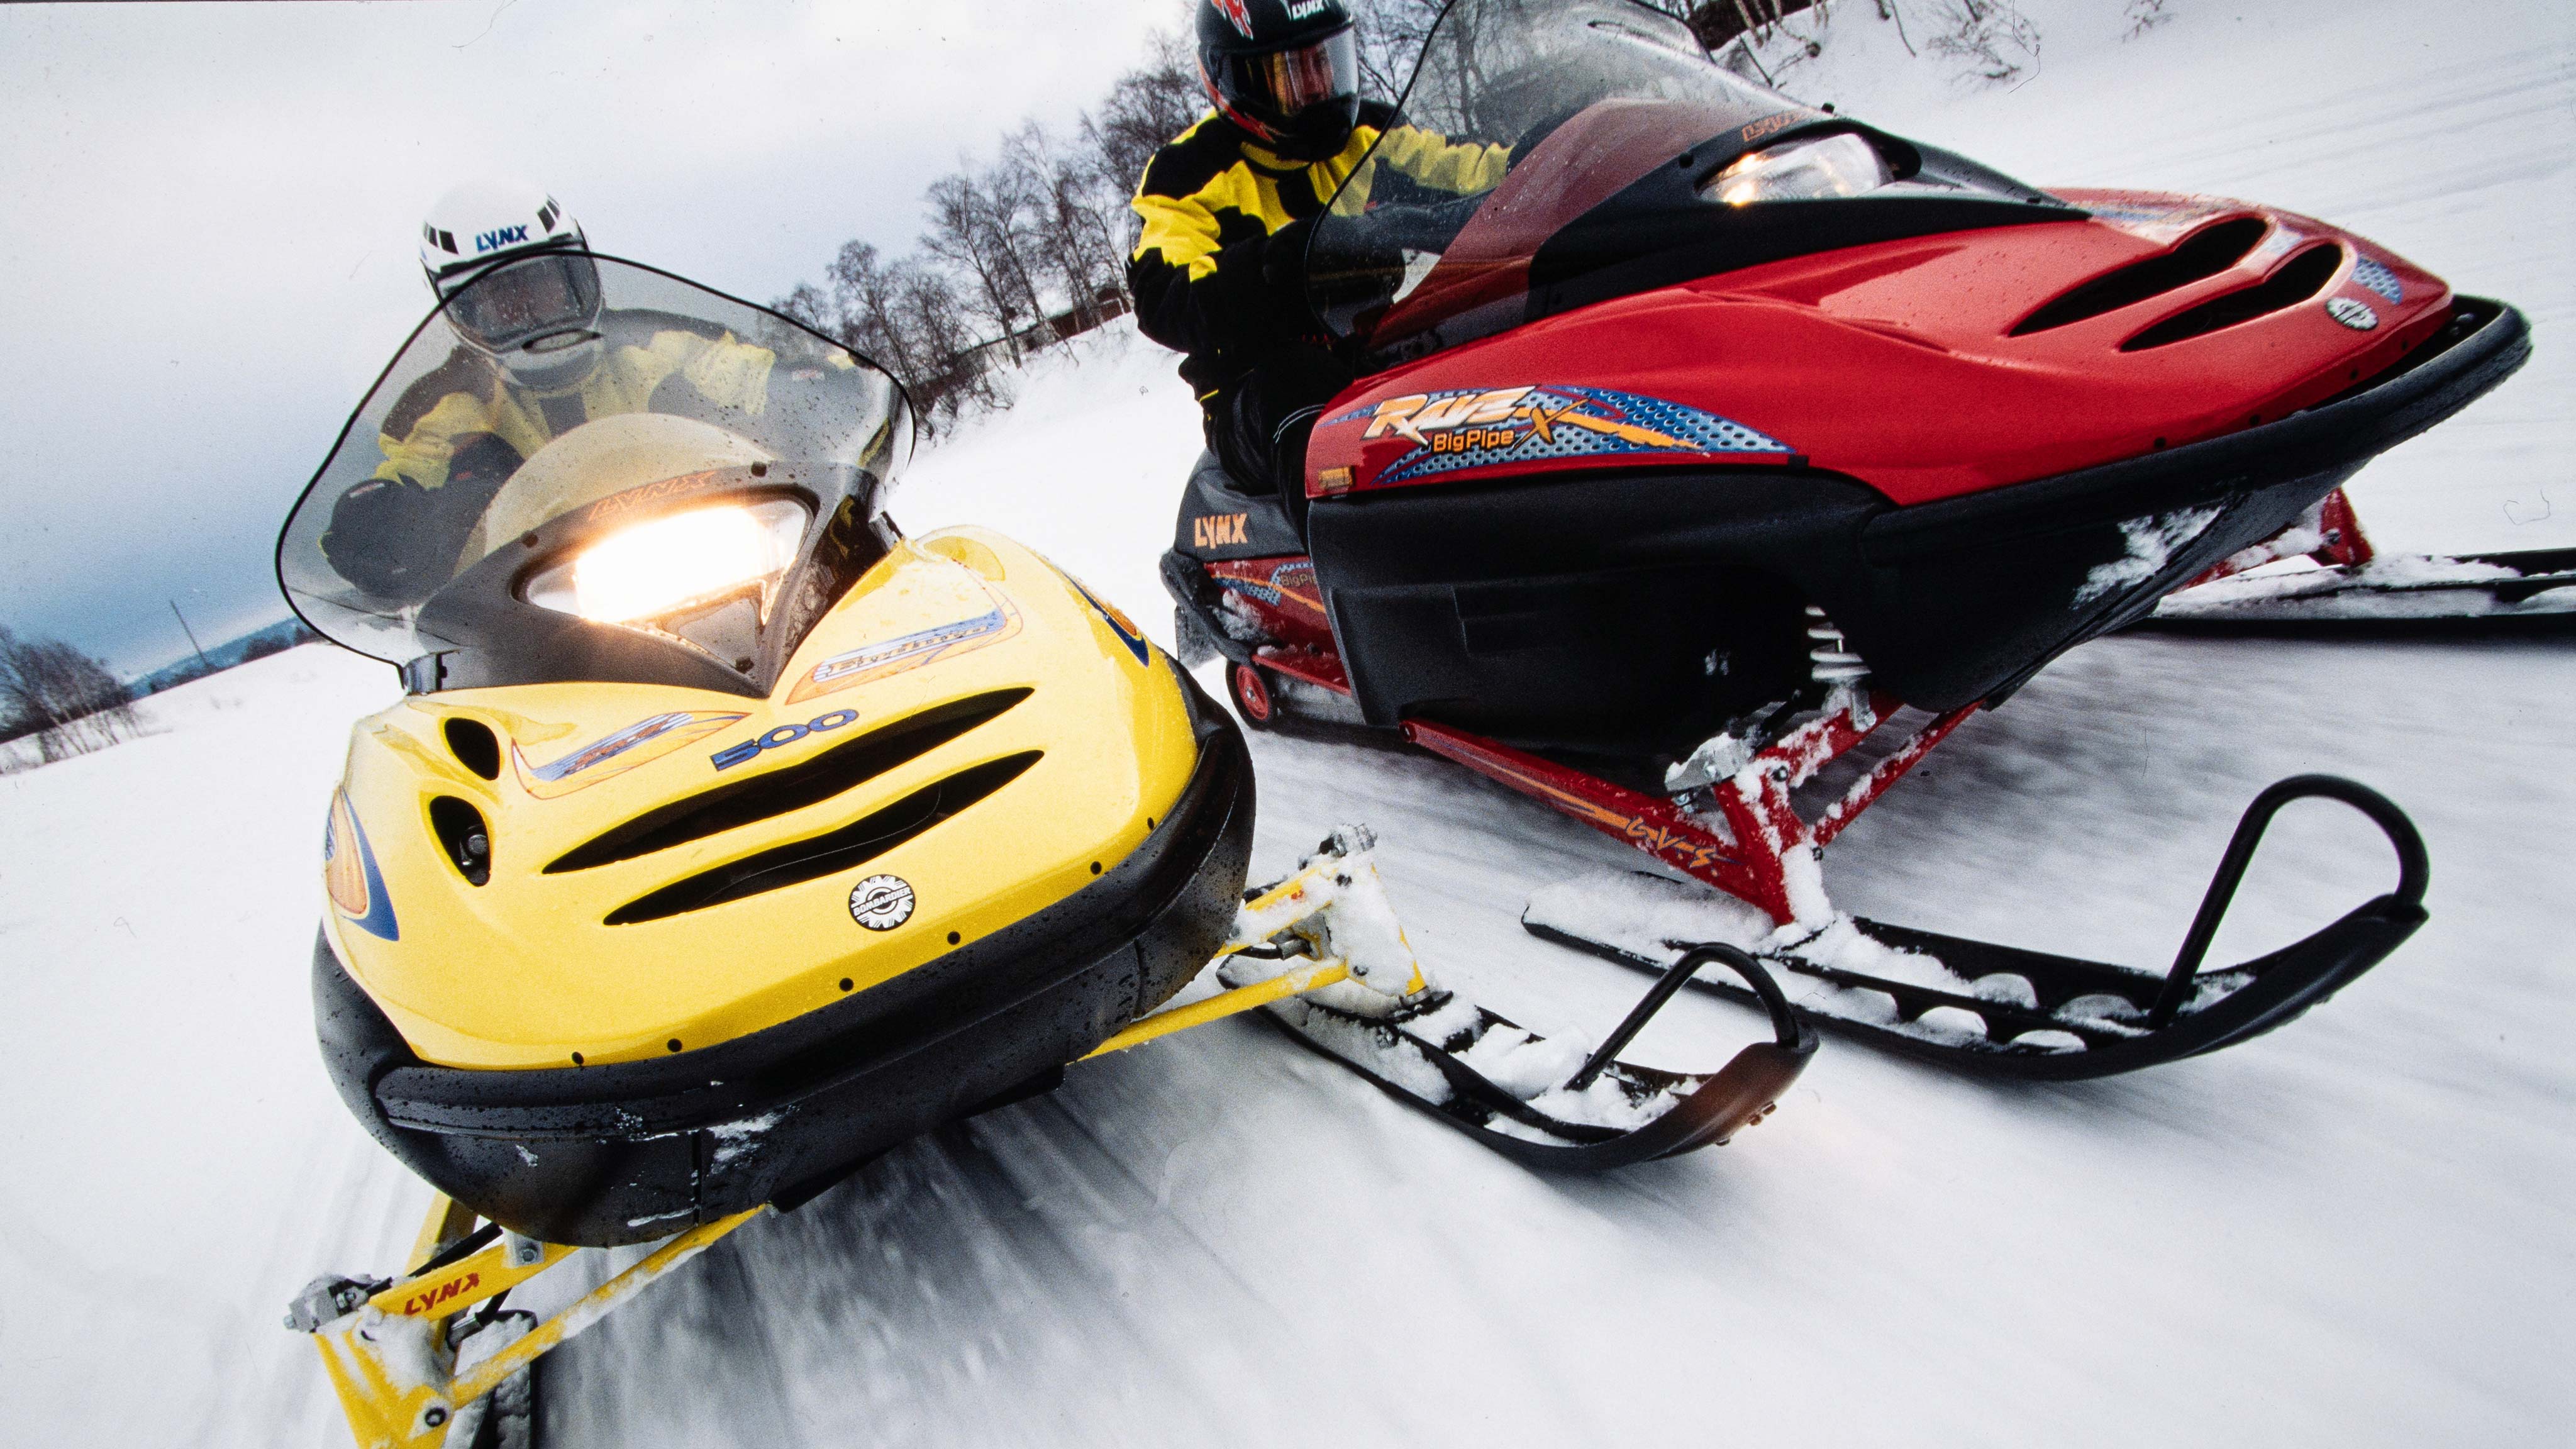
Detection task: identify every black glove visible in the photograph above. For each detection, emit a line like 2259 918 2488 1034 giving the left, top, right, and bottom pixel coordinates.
1260 216 1318 288
322 478 444 600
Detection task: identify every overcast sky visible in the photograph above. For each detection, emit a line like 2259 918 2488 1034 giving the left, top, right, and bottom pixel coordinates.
0 0 1187 675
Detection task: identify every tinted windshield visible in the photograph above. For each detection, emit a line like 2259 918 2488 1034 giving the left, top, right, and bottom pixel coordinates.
279 255 910 675
1307 0 1814 361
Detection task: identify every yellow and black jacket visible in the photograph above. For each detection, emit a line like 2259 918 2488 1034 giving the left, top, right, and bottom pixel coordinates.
1128 100 1509 428
323 316 780 600
374 321 776 489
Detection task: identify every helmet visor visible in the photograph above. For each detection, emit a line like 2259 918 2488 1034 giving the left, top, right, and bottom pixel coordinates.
441 251 603 352
1221 28 1357 123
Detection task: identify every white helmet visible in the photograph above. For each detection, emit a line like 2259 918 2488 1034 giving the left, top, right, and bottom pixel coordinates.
418 179 602 386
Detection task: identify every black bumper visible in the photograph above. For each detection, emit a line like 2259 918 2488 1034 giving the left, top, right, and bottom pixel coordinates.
315 670 1255 1247
1304 298 2529 750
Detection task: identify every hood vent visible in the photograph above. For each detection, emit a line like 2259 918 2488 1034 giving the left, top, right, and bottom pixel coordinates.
548 688 1031 874
604 751 1041 924
2121 243 2343 352
2009 217 2267 337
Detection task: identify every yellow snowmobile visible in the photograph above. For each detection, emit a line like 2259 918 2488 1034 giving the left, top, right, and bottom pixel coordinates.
275 252 1808 1447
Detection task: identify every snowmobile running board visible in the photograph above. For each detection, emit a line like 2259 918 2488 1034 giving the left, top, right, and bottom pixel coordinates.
291 833 1808 1447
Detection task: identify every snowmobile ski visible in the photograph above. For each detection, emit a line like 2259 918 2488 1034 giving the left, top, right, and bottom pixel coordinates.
2148 488 2575 630
290 825 1811 1447
1523 775 2428 1079
1215 828 1814 1166
2150 547 2576 630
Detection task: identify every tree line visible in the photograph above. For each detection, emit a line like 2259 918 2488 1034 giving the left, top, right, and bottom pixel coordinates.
772 1 2011 431
774 29 1204 432
0 626 138 765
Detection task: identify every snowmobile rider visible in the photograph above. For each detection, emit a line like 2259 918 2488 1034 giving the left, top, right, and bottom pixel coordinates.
1129 0 1509 502
321 180 782 601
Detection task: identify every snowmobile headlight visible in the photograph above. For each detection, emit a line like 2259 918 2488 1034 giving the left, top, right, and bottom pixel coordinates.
1705 133 1893 207
525 499 807 625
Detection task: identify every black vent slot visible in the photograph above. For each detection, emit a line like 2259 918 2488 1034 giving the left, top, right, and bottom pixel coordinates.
604 752 1041 924
2121 243 2345 352
548 689 1031 874
443 718 502 780
2009 217 2267 336
428 797 492 886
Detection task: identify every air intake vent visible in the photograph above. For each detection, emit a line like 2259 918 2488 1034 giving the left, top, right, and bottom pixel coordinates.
2120 243 2344 352
604 752 1041 924
548 689 1031 874
2009 217 2267 336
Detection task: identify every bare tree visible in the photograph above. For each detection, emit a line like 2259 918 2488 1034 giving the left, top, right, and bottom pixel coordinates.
1922 0 2039 84
1000 122 1130 330
1080 28 1209 201
921 170 1052 361
0 624 140 763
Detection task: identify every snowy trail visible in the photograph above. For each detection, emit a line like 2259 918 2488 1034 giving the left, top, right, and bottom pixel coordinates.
3 1 2570 1444
523 632 2574 1449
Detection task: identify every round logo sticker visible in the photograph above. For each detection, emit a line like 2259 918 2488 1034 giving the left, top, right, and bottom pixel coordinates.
2325 296 2379 331
848 875 916 931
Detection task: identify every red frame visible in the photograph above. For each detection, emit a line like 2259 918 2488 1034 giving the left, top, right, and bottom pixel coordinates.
1246 632 1971 926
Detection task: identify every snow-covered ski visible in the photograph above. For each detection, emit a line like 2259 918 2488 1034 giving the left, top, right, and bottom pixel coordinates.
1218 828 1813 1166
2151 547 2576 628
1523 775 2428 1079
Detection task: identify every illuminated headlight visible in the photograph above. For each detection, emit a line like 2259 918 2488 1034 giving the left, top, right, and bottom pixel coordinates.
1704 133 1893 207
525 499 807 624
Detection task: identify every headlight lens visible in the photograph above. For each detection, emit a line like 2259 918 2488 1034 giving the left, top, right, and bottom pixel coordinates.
524 499 807 624
1705 133 1893 206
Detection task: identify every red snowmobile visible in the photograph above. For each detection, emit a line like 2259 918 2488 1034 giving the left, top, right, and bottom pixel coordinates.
1162 0 2503 1078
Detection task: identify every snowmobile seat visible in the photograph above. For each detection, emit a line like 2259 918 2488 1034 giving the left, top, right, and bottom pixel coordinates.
1174 449 1304 563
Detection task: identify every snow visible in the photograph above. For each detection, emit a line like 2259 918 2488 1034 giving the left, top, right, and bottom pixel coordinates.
4 1 2573 1443
2075 506 2222 603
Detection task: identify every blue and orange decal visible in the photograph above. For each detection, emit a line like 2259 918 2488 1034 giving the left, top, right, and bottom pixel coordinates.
1333 384 1794 486
323 789 399 941
785 597 1023 706
1067 578 1152 667
510 710 747 800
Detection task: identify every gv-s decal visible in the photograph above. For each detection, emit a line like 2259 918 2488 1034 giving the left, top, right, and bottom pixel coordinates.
784 601 1021 706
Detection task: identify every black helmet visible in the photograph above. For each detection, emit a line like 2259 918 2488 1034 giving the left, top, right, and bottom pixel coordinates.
1196 0 1360 163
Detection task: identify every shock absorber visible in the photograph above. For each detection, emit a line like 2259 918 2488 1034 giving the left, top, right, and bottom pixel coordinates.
1806 605 1873 728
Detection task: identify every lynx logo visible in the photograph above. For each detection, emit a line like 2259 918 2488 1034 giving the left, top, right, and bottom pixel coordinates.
400 1272 482 1318
1192 513 1249 549
1211 0 1255 37
475 224 531 253
1284 0 1331 17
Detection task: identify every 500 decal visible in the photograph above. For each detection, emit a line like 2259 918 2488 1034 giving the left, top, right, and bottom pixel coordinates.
711 709 861 771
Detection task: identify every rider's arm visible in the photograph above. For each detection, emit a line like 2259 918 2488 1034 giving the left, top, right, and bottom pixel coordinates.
635 329 777 416
1366 123 1511 200
1127 122 1294 364
372 389 494 489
